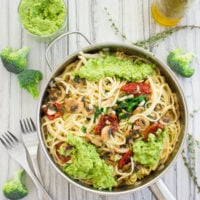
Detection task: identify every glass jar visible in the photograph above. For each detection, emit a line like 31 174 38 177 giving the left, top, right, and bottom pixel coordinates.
151 0 196 26
18 0 67 42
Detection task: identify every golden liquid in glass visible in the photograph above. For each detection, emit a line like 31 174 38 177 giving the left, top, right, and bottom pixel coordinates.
151 3 182 26
151 0 189 27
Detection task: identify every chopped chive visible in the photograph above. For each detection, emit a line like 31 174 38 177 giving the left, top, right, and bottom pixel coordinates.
81 125 87 133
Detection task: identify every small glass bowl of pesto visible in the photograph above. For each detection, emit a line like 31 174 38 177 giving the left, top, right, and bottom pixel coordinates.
18 0 67 42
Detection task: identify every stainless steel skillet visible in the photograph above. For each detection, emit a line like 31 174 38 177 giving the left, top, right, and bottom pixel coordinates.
37 31 188 200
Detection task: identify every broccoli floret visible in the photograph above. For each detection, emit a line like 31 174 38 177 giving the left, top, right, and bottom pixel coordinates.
167 48 195 77
0 47 30 74
17 69 43 98
3 169 28 200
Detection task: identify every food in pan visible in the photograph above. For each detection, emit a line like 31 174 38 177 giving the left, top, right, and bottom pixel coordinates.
41 50 181 190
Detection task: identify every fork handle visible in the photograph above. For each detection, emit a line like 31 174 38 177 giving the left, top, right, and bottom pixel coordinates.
21 159 53 200
31 154 44 185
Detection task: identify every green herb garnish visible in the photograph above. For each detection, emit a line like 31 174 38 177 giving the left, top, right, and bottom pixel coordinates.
189 108 200 118
81 125 87 133
116 95 146 119
182 134 200 192
104 7 200 49
73 75 80 83
93 106 110 122
94 107 104 122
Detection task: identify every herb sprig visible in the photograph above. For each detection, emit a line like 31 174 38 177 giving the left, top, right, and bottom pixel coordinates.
182 134 200 192
189 108 200 118
104 7 200 49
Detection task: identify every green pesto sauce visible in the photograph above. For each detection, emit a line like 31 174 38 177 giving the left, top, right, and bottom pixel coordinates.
74 54 155 81
19 0 66 36
133 129 168 167
62 133 116 190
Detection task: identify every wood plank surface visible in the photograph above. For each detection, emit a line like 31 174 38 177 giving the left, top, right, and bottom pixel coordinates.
0 0 200 199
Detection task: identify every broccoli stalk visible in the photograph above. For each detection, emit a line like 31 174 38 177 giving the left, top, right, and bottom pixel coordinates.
3 169 28 200
17 69 43 98
167 48 195 77
0 47 30 74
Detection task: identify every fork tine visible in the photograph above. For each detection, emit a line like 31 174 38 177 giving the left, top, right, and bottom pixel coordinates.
30 118 36 131
0 131 17 149
0 136 9 148
20 120 25 133
7 131 19 142
2 133 12 147
20 118 37 133
26 118 32 132
23 119 29 133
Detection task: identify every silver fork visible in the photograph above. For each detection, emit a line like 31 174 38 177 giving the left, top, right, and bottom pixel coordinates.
20 118 43 185
0 131 53 200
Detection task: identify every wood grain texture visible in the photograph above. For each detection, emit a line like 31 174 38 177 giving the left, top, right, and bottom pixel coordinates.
0 0 200 199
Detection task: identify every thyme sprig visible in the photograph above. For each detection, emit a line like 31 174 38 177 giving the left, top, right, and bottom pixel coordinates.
105 7 200 49
182 134 200 192
134 25 200 48
104 7 132 43
189 108 200 118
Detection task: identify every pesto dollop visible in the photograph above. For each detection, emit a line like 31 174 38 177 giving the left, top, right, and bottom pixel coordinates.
133 129 168 167
63 133 116 190
74 54 155 81
19 0 66 36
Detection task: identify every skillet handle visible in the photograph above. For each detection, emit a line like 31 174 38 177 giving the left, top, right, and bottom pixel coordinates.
45 31 92 71
149 179 176 200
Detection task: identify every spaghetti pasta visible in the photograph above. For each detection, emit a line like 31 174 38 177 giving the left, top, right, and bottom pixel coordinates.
41 50 181 190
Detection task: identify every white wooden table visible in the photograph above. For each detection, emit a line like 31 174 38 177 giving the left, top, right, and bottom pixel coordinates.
1 0 200 199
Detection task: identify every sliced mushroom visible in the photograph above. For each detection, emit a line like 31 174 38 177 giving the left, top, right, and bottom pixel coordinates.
160 110 174 124
48 85 66 101
81 96 94 114
132 117 150 132
64 98 84 113
101 125 114 143
85 134 102 146
131 129 142 140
